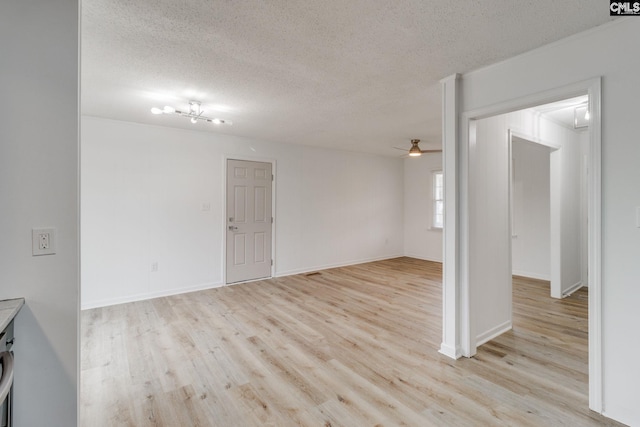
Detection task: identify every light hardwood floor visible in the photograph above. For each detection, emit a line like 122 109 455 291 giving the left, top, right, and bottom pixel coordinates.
81 258 624 426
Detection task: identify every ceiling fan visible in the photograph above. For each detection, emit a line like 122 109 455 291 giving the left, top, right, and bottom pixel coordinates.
394 139 442 157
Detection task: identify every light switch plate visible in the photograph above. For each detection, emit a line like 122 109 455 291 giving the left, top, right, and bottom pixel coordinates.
32 228 56 256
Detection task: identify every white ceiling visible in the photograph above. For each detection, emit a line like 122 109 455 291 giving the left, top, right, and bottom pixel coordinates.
81 1 614 156
532 95 590 130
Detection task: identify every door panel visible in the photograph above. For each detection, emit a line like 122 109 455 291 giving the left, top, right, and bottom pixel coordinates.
254 232 266 263
234 186 247 223
233 234 246 265
254 187 266 222
226 159 272 283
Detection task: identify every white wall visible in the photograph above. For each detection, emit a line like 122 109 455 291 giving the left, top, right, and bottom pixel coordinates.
511 138 551 280
460 18 640 426
469 114 513 346
0 2 78 427
81 117 404 308
403 154 443 262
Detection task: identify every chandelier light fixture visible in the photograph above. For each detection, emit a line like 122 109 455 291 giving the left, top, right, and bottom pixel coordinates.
151 100 232 125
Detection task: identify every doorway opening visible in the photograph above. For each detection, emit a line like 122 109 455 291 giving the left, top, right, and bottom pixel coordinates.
455 78 602 411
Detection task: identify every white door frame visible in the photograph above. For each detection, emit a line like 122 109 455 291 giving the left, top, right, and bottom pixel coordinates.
444 77 602 412
222 155 277 284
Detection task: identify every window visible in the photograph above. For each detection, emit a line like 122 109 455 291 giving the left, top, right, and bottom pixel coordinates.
432 171 443 229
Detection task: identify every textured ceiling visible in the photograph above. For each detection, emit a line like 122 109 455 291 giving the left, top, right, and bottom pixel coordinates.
81 1 614 156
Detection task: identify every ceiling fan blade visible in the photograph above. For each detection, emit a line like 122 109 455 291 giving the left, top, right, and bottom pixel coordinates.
393 146 408 151
420 149 443 153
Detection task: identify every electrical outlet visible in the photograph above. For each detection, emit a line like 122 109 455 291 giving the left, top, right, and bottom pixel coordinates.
39 232 50 250
32 228 56 256
151 262 158 272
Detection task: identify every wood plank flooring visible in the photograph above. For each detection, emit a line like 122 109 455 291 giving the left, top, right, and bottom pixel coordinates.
81 258 624 426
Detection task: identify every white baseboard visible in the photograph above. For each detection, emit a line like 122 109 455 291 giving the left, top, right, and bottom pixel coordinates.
562 281 584 298
275 253 403 278
476 320 512 347
83 253 407 310
81 281 225 310
512 270 550 281
403 253 443 263
439 342 461 360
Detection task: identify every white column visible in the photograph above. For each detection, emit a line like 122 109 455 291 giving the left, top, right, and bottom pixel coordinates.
439 74 461 359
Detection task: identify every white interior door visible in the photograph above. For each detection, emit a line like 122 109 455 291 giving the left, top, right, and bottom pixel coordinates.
226 159 272 284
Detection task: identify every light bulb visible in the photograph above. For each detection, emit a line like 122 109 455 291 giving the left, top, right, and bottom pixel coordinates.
190 117 198 124
212 118 222 125
150 107 163 115
409 144 422 157
163 105 175 114
585 110 590 121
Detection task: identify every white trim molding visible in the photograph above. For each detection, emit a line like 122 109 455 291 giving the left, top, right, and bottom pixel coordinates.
81 280 225 310
511 271 551 282
586 78 602 413
562 281 584 298
275 254 403 278
476 320 512 347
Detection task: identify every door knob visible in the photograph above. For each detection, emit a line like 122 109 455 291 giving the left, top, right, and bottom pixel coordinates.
228 226 238 231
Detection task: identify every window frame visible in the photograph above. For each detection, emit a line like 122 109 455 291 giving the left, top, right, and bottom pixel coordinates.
432 170 444 229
